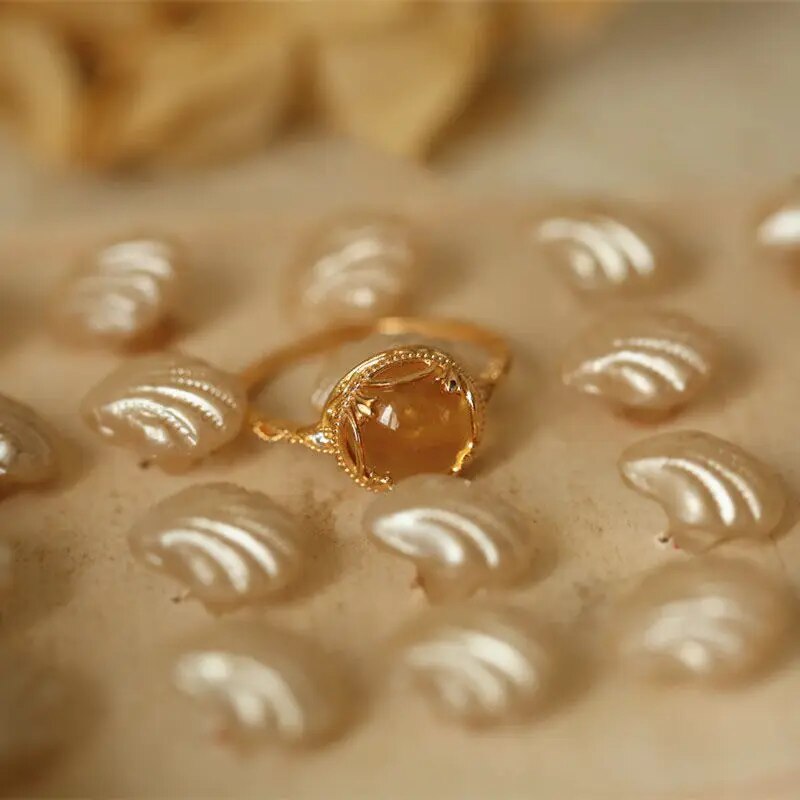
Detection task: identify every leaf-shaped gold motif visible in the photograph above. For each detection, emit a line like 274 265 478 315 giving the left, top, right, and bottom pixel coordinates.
128 483 304 610
365 360 437 390
619 431 786 551
562 310 718 415
81 353 246 469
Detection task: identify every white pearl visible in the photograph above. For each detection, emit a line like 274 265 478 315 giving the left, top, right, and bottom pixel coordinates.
171 622 357 749
364 474 534 601
51 235 184 348
529 203 671 296
562 310 719 417
394 604 561 726
291 212 421 326
0 394 58 491
619 431 786 552
128 483 305 610
81 353 246 470
611 558 796 685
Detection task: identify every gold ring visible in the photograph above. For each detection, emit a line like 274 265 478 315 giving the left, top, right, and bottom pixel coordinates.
240 317 512 491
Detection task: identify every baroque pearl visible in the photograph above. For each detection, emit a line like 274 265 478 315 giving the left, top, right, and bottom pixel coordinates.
561 310 718 416
611 558 796 686
0 394 58 491
291 212 421 326
619 431 786 551
51 235 184 348
128 483 305 610
530 203 670 296
81 353 246 470
0 651 76 787
755 180 800 260
394 604 560 726
364 474 533 601
171 622 356 749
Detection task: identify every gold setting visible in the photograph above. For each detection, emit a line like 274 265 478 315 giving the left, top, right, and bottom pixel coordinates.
240 317 509 491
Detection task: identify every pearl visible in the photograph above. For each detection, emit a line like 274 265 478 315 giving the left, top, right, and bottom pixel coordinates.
619 431 786 552
128 483 305 610
291 212 421 326
610 558 796 686
755 180 800 261
529 203 670 296
364 474 533 601
51 235 184 348
561 310 718 417
81 353 246 470
171 622 357 749
394 604 560 726
0 394 58 491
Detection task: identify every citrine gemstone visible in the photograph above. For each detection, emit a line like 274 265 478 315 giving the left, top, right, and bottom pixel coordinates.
354 360 474 482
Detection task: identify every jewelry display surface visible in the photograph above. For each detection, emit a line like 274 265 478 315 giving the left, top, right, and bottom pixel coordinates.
7 3 800 776
3 140 799 798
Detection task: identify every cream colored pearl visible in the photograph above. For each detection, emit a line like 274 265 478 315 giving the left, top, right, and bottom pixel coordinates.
51 235 184 348
611 558 796 686
561 310 718 417
755 180 800 260
81 353 246 470
291 212 421 327
529 203 670 296
364 474 534 601
171 622 356 749
128 483 305 610
0 394 58 491
619 431 786 552
394 604 560 726
0 651 77 787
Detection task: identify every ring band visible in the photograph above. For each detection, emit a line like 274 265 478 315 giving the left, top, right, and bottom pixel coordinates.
240 317 511 490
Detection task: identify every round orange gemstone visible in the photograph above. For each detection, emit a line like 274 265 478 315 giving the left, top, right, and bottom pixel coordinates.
352 360 475 482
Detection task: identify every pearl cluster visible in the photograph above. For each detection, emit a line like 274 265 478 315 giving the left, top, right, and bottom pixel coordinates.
2 189 800 785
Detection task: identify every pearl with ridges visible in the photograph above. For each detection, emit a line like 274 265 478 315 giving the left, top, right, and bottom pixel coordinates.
610 558 796 686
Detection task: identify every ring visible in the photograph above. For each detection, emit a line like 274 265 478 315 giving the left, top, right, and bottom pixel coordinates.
240 317 512 491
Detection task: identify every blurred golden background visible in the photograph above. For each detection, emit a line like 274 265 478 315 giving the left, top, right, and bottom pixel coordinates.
0 1 619 171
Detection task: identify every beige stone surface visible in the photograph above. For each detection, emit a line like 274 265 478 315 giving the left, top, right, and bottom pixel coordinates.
1 140 799 799
2 2 800 796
